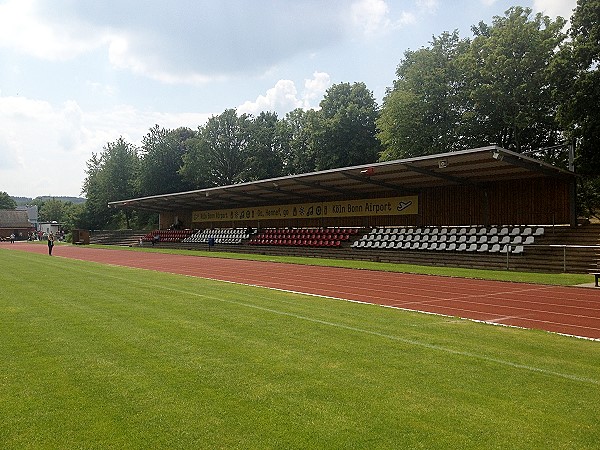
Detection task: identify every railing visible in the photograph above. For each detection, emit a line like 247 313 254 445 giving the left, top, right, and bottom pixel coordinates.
549 244 600 273
505 244 600 273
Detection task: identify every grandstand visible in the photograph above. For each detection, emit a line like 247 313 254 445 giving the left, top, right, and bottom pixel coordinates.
105 146 599 273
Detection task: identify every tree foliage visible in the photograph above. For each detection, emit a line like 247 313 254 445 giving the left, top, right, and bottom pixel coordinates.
34 198 84 233
463 7 567 152
379 8 567 159
0 191 17 210
316 82 380 169
180 109 252 187
139 125 195 196
245 111 284 181
553 0 600 217
378 31 471 159
555 0 600 176
81 137 139 229
278 108 321 175
38 198 66 222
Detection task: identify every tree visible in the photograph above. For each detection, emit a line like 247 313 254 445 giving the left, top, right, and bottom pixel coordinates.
61 202 86 233
35 198 85 233
0 191 17 209
316 82 380 169
378 9 567 160
245 111 284 181
138 125 196 196
278 108 321 175
180 109 252 187
80 153 111 229
552 0 600 217
378 31 471 159
39 198 65 222
461 7 567 152
554 0 600 176
81 137 139 229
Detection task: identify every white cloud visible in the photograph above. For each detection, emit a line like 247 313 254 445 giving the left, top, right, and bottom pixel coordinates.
0 1 216 85
0 0 106 61
237 80 303 117
351 0 391 35
237 72 332 117
0 94 212 197
303 72 332 106
106 33 221 85
532 0 577 21
85 81 117 98
416 0 440 13
0 0 347 85
350 0 416 36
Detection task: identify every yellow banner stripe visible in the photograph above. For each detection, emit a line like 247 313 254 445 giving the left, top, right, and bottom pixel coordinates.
192 196 418 222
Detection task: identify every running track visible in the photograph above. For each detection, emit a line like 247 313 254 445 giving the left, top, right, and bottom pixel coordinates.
4 242 600 340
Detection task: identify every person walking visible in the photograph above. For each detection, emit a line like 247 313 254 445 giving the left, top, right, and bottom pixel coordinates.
47 232 55 255
10 233 15 243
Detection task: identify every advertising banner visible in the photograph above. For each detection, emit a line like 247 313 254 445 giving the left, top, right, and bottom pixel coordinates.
192 195 418 223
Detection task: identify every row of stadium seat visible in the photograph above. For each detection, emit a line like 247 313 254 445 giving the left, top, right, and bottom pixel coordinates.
183 228 254 244
249 238 342 247
370 226 544 237
361 233 535 246
352 239 524 254
142 229 194 242
351 225 547 254
248 227 361 247
260 227 361 237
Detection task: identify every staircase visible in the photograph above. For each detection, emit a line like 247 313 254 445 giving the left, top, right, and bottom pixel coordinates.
89 230 148 247
525 223 600 273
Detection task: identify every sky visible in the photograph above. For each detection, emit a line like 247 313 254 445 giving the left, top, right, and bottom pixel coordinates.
0 0 577 199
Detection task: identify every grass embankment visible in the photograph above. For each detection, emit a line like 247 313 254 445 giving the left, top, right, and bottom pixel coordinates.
1 249 599 448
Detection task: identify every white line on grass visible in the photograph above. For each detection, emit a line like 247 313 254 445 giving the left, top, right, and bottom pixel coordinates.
74 265 600 387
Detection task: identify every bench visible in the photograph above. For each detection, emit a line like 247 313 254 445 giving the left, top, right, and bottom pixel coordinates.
593 273 600 287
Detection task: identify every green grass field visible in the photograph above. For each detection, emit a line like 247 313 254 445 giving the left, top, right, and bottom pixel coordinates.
1 248 599 449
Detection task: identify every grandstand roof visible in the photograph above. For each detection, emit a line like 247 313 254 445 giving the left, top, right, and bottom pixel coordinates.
109 146 575 213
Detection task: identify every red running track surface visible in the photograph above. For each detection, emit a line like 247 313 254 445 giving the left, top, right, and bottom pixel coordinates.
4 243 600 340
